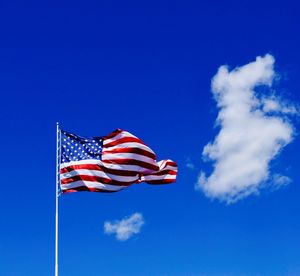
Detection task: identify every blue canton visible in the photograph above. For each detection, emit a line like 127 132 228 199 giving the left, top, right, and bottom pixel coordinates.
61 130 103 163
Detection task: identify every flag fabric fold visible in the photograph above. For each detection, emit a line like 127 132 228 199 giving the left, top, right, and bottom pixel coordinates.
59 129 177 193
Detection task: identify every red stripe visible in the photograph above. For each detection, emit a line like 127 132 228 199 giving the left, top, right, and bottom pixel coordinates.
161 161 177 167
144 179 176 184
103 129 123 140
144 170 177 176
102 158 159 171
104 137 146 148
103 147 156 160
60 175 133 186
60 164 139 177
62 186 119 193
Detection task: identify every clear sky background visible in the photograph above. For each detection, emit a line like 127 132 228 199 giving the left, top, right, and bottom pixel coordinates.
0 1 300 275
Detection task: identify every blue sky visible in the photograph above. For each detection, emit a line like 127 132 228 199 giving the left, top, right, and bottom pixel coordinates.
0 1 300 275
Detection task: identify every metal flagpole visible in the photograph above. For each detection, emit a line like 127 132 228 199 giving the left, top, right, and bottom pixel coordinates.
55 122 60 276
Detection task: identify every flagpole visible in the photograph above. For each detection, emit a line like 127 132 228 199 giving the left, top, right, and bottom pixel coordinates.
55 122 60 276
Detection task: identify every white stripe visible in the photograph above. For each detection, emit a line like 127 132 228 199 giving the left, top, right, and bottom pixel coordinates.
103 131 138 145
141 175 176 181
157 161 178 171
102 153 156 165
60 159 100 169
101 163 157 173
60 159 157 173
103 142 155 155
156 164 178 171
60 180 126 191
60 169 139 183
157 160 176 166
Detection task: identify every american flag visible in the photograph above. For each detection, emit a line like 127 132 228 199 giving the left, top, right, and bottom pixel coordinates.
59 129 177 193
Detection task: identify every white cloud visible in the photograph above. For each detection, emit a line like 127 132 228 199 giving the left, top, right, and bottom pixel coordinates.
272 174 292 189
186 158 195 169
262 97 299 115
104 213 144 241
196 54 298 203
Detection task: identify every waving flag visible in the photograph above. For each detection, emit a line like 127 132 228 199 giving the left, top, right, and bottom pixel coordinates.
59 129 177 193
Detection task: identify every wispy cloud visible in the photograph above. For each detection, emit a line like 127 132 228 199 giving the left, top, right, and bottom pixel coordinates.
196 54 298 203
272 174 292 189
186 158 195 169
104 213 144 241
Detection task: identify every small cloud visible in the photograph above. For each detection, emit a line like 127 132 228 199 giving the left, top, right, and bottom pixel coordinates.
186 158 195 169
196 54 297 203
272 174 292 189
104 213 144 241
